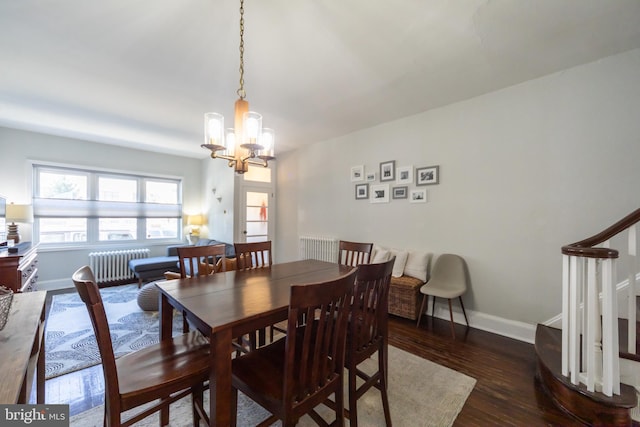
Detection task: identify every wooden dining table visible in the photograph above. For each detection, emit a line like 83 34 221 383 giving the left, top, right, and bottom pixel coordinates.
157 258 354 426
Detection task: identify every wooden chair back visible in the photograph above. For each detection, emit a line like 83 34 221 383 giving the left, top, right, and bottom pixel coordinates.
72 265 210 427
177 244 226 277
346 257 395 426
234 241 272 270
230 269 357 426
284 268 356 422
338 240 373 267
350 257 394 360
72 265 121 401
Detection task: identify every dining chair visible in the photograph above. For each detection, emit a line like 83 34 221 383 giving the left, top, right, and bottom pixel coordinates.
234 240 272 270
324 257 394 426
72 265 210 427
174 244 227 333
234 241 274 345
416 253 470 338
229 268 357 427
338 240 373 267
177 243 227 277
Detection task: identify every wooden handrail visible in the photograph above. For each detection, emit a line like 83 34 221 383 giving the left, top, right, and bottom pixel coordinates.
562 208 640 259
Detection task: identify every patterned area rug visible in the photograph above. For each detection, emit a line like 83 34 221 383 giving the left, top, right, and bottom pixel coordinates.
45 284 182 379
70 345 477 426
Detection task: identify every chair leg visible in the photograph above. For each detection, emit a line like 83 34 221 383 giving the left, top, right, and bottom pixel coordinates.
432 295 437 317
378 348 392 427
182 310 189 333
349 364 358 427
459 296 469 326
160 397 170 426
191 384 205 426
416 294 428 327
447 299 456 339
335 371 345 427
230 386 238 427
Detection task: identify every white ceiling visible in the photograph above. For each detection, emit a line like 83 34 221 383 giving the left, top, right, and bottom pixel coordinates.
2 0 640 158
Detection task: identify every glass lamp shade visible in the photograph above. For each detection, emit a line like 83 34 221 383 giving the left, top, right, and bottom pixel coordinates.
225 128 236 157
241 111 263 150
258 128 275 159
203 112 225 151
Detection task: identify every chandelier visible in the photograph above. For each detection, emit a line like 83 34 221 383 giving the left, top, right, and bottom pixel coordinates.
201 0 275 174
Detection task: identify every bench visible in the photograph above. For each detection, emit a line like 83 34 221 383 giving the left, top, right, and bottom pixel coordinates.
370 245 432 321
128 239 235 286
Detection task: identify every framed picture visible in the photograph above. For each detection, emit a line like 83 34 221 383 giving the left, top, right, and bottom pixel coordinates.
355 183 369 200
365 172 376 182
416 165 439 185
392 186 408 199
379 160 395 182
410 189 427 203
396 166 413 184
370 184 390 203
351 165 364 182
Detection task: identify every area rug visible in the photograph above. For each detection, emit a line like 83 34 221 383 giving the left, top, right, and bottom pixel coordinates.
45 284 182 379
70 345 476 426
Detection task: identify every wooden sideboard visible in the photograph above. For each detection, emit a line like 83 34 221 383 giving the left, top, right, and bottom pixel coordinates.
0 242 38 292
0 291 46 404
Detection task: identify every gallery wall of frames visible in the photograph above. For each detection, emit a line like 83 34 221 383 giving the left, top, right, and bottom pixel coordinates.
350 161 439 204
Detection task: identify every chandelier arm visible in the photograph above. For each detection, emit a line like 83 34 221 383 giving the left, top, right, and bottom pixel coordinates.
245 158 269 168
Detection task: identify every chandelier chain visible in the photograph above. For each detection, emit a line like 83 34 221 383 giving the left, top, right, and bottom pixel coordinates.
237 0 246 100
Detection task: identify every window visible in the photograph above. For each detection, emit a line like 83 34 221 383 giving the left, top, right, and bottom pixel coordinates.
33 164 182 246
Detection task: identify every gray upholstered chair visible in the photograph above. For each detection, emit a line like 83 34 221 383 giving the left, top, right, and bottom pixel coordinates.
416 254 469 338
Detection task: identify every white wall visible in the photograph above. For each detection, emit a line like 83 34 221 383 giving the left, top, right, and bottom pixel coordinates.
0 128 204 289
275 49 640 333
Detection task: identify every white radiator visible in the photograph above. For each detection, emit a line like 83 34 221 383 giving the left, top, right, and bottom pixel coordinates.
89 248 150 284
299 236 339 263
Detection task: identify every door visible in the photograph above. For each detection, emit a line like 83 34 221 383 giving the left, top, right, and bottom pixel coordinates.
238 186 273 243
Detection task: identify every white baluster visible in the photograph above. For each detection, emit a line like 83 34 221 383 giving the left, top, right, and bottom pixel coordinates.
562 254 570 377
601 258 618 396
586 258 598 392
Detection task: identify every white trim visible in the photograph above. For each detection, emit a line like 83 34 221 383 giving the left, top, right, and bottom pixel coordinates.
428 303 536 344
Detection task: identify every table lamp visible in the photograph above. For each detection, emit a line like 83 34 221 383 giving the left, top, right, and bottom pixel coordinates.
187 214 204 237
6 203 33 244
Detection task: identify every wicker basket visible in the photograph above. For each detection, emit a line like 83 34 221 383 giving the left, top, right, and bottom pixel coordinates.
0 286 13 330
388 275 424 321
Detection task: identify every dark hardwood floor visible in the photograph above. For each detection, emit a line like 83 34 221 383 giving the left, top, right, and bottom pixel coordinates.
396 316 582 426
43 301 582 425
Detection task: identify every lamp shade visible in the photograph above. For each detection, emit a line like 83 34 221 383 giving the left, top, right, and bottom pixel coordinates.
187 214 204 226
6 203 33 223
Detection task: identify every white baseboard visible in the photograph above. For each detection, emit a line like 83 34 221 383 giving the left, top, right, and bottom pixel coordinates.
428 304 536 344
37 278 75 291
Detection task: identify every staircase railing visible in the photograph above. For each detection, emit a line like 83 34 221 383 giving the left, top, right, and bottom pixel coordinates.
561 208 640 397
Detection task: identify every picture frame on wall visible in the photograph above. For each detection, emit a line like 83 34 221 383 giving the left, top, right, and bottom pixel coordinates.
410 188 427 203
355 183 369 200
370 184 390 203
396 166 413 184
416 165 439 185
392 186 408 199
365 172 376 182
351 165 364 182
379 160 395 182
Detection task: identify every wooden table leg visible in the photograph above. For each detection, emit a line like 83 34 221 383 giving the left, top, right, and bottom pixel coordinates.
159 293 173 341
210 328 232 426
